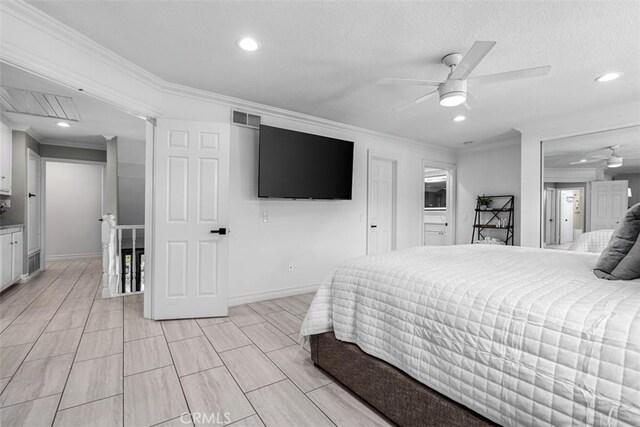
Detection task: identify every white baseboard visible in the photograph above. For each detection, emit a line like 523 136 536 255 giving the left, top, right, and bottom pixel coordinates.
228 283 320 306
46 252 101 261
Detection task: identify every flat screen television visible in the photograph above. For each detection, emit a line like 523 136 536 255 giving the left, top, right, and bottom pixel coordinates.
258 125 354 200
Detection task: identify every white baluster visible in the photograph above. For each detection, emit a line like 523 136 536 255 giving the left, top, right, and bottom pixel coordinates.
131 228 137 293
117 228 123 293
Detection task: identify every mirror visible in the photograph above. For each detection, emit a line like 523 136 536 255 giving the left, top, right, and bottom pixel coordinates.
542 126 640 250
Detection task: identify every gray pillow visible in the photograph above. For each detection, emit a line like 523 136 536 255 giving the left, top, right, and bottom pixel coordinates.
593 203 640 280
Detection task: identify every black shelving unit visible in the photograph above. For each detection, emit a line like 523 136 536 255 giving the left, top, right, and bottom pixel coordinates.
471 195 515 245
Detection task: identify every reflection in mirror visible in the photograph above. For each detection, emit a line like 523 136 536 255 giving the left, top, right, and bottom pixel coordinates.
542 126 640 251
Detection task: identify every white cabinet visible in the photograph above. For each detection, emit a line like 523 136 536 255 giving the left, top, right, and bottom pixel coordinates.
0 121 12 195
424 223 446 246
1 227 23 290
0 233 11 286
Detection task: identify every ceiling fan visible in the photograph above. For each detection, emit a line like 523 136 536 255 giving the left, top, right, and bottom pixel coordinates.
569 145 624 168
378 41 551 110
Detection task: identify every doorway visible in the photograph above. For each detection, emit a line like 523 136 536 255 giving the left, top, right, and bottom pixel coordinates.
367 151 397 254
43 160 105 261
422 161 456 246
27 149 41 268
544 186 584 248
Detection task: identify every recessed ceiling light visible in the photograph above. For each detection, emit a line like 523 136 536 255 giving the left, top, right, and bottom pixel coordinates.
595 72 623 82
237 37 259 52
56 122 70 128
453 115 466 122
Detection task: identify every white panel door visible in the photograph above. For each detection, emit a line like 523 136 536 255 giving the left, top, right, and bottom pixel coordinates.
153 119 230 319
544 188 557 245
27 150 41 254
368 157 395 254
559 191 574 244
590 180 629 230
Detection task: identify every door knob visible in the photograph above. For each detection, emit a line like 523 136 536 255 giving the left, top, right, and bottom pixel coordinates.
28 193 36 198
210 228 227 235
370 225 377 228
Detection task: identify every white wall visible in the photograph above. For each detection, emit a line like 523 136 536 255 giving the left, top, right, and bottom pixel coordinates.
45 161 103 259
456 141 522 245
117 138 146 225
228 120 455 303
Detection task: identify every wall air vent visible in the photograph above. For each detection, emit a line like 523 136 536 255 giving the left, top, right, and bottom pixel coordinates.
231 110 261 129
0 87 81 122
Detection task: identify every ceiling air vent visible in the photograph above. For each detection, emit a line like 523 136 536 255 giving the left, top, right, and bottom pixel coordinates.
231 110 261 129
0 87 80 122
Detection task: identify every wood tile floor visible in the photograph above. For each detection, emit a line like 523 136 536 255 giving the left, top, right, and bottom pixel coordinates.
0 258 392 427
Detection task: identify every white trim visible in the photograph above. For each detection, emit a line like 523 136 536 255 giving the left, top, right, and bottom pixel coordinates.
162 82 451 154
228 283 320 307
143 120 154 319
40 139 107 151
45 252 101 261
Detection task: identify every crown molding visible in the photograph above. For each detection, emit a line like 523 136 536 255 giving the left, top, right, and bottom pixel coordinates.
0 1 164 89
161 81 453 154
456 136 521 155
40 139 106 151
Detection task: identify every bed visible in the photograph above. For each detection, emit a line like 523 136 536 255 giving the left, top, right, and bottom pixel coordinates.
300 245 640 426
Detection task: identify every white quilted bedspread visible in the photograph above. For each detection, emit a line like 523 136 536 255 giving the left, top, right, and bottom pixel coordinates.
300 245 640 426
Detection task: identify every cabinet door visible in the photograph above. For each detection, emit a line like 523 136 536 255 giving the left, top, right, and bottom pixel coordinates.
0 122 12 194
11 231 23 282
0 234 12 287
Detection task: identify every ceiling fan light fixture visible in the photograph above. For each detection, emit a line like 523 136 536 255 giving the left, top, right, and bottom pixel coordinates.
440 93 466 107
607 156 623 168
439 79 467 107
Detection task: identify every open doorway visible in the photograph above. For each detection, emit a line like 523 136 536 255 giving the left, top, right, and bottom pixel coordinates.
0 62 147 298
544 186 585 248
422 161 456 246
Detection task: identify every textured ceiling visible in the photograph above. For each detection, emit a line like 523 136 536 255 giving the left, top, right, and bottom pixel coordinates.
26 1 640 147
0 63 146 147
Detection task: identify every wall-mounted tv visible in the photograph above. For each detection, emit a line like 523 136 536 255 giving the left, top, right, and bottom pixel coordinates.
258 125 354 200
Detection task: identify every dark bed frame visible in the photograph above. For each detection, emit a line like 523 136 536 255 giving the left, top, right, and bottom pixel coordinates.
310 332 497 427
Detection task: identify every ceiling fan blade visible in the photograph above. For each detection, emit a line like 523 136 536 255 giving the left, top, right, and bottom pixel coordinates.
569 157 607 165
378 78 441 87
468 66 551 87
449 41 496 80
394 89 438 111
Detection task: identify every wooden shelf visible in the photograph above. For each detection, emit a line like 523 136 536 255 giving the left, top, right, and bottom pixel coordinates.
471 195 515 245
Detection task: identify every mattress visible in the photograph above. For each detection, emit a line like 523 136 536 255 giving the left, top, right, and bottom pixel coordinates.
300 245 640 426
